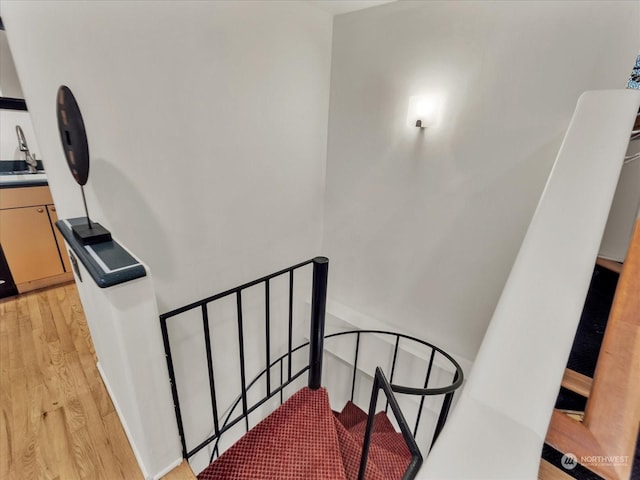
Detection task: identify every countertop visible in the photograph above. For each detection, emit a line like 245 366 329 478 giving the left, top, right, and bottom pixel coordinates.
0 160 48 188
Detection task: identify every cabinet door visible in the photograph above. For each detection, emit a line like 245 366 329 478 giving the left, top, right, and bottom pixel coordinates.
47 205 72 273
0 206 65 284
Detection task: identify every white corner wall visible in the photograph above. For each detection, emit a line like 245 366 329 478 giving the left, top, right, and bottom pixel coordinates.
2 0 332 313
323 0 640 362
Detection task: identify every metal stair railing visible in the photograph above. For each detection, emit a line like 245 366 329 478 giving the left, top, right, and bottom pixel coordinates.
159 256 464 479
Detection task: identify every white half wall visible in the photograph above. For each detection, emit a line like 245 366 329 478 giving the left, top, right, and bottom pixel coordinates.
323 0 640 362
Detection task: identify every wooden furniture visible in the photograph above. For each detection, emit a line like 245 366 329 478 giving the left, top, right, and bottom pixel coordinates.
0 185 73 293
545 218 640 480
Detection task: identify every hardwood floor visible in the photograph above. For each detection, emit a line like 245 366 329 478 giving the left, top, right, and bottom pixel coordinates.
0 282 144 480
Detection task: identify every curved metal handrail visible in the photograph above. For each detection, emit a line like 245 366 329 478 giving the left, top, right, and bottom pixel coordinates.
208 329 463 462
325 330 464 396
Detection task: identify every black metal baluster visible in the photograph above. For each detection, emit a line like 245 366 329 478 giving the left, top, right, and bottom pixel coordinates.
236 290 249 433
288 269 294 381
350 332 361 402
202 304 220 443
414 348 435 437
308 257 328 390
357 371 380 480
431 370 458 449
265 280 271 396
385 335 400 413
160 316 188 459
279 358 284 405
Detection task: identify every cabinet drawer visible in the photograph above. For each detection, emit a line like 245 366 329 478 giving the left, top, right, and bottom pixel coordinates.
0 206 65 284
0 186 54 210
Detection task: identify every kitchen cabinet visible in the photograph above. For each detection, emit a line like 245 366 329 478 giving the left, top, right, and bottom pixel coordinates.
0 185 73 293
48 204 72 273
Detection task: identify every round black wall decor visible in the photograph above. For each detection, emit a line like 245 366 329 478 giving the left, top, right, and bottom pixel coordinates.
56 85 90 186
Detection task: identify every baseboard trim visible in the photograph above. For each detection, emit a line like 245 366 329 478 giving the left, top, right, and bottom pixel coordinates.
17 272 74 293
97 362 181 480
153 457 185 480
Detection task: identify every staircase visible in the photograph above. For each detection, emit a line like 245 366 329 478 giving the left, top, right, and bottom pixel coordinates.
197 387 412 480
160 257 462 480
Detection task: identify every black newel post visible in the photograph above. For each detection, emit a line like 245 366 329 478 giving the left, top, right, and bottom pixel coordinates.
308 256 329 390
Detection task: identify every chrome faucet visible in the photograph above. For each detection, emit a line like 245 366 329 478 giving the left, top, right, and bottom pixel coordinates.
16 125 38 173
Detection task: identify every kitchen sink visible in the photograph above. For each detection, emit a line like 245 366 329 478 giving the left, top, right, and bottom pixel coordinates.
0 161 47 186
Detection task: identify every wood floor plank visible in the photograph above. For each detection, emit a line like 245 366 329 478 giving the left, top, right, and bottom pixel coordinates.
15 294 29 321
32 329 63 414
103 411 145 480
26 291 44 332
0 330 13 479
36 291 59 344
9 367 29 480
68 426 105 480
29 384 57 480
47 289 76 354
5 302 23 373
44 406 81 480
1 283 145 479
0 406 13 480
19 309 42 390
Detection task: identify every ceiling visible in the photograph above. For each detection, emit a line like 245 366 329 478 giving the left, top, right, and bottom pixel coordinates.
307 0 396 16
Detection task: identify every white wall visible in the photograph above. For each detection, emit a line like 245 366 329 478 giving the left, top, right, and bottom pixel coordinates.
323 0 640 362
2 1 333 476
2 0 332 313
0 29 24 98
1 28 41 162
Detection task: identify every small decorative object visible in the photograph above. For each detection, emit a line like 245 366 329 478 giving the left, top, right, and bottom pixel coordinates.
56 86 112 245
407 95 441 128
628 54 640 90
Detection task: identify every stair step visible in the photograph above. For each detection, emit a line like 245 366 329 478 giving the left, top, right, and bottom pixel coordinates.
363 441 412 480
560 368 592 398
198 388 347 480
333 416 412 480
333 417 385 480
337 401 368 430
349 411 397 437
367 432 411 459
198 390 413 480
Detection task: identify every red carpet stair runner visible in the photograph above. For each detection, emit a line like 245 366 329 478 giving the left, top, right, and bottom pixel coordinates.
198 387 412 480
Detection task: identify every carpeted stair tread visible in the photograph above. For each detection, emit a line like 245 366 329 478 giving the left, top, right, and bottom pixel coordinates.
348 411 397 437
335 403 412 480
365 443 412 480
368 432 412 459
337 401 368 430
333 417 386 480
197 387 347 480
333 416 412 480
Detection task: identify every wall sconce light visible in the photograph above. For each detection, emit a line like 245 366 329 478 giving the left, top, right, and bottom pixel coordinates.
407 95 440 128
